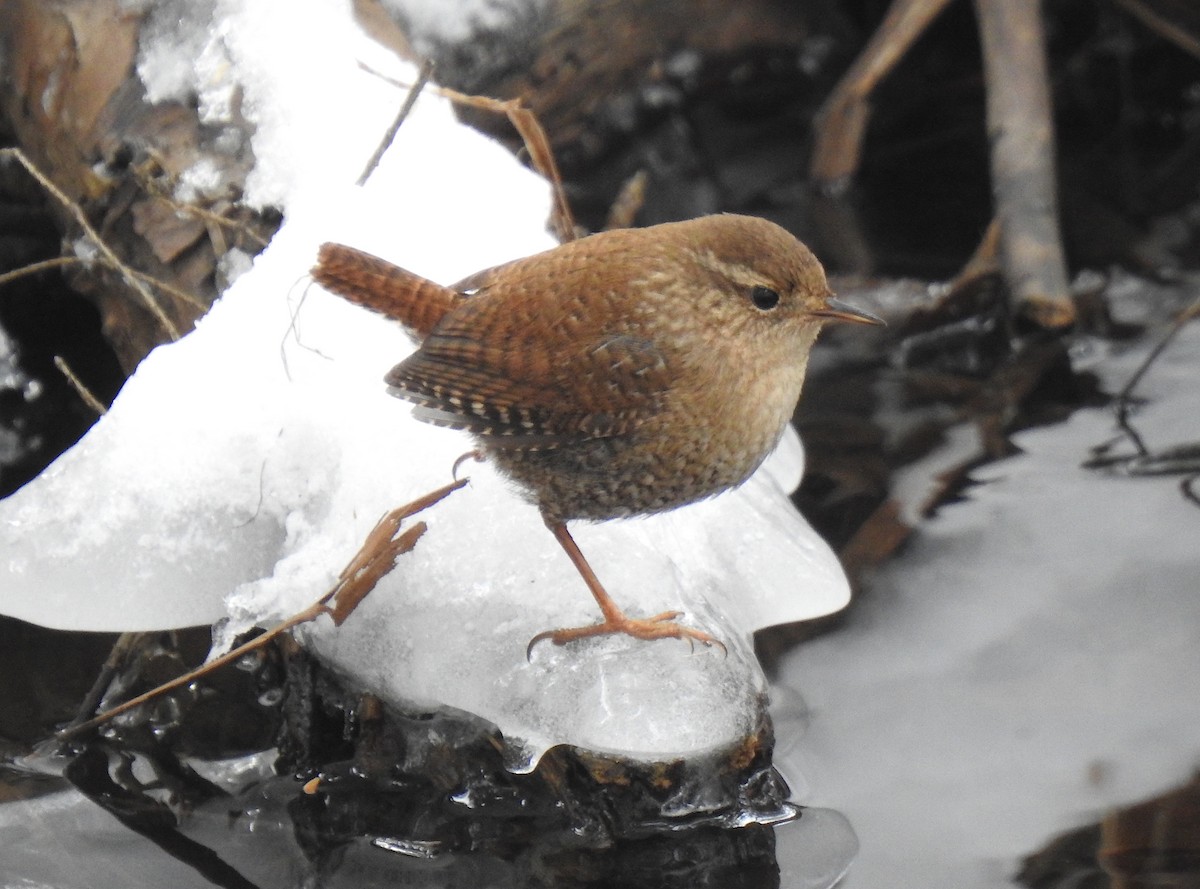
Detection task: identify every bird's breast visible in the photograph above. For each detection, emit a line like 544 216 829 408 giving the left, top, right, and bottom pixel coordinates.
491 326 815 522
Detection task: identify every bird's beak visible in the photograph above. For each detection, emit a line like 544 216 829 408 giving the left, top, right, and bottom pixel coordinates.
812 298 885 326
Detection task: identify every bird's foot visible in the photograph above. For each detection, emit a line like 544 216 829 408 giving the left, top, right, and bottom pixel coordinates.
527 611 726 659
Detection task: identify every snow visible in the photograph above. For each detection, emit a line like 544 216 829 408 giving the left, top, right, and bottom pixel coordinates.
776 306 1200 887
0 327 34 472
0 0 849 768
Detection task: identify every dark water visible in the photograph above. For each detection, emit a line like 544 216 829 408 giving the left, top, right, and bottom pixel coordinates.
0 735 855 889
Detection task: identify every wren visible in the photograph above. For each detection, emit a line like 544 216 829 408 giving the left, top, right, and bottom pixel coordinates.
313 214 881 651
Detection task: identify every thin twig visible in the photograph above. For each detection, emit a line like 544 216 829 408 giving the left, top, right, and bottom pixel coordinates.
56 477 468 742
502 101 577 241
60 632 148 732
149 195 270 249
53 356 108 414
124 265 209 311
1113 0 1200 61
132 152 271 249
0 250 208 312
358 59 434 186
358 64 578 241
57 604 332 741
1113 294 1200 455
0 256 81 288
604 170 648 231
810 0 957 184
0 148 181 339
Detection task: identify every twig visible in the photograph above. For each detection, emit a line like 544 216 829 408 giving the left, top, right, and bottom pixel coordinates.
0 249 208 312
604 170 648 231
0 148 181 339
499 99 577 241
130 150 272 250
56 477 467 742
56 601 345 742
60 632 148 733
53 356 108 414
149 195 270 250
810 0 957 185
123 264 209 311
1113 294 1200 455
358 59 434 186
359 64 578 241
1113 0 1200 61
0 256 80 288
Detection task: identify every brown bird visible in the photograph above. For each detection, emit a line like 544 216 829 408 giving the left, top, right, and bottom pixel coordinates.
312 214 880 652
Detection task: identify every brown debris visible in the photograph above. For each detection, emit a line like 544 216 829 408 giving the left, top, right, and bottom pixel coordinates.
129 198 208 265
1018 773 1200 889
0 0 276 371
837 498 913 582
1101 773 1200 887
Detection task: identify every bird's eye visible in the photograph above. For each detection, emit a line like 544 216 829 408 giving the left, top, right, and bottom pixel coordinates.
750 286 780 311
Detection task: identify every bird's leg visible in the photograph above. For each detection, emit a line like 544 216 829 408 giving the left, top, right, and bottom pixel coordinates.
527 517 725 656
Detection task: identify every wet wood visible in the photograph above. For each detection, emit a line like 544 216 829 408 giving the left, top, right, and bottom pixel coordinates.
809 0 956 185
1019 774 1200 889
808 0 1075 327
423 0 819 156
973 0 1074 328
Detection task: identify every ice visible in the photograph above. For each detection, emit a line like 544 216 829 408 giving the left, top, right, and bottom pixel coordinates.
0 1 850 766
777 315 1200 887
298 434 838 769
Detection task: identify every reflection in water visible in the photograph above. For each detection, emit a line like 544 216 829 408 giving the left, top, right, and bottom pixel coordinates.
0 628 857 889
1 750 858 889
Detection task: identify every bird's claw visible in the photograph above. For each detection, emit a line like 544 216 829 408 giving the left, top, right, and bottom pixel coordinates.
452 448 486 481
526 611 726 660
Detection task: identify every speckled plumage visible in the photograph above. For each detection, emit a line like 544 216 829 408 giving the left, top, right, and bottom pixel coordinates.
315 215 878 648
320 215 833 520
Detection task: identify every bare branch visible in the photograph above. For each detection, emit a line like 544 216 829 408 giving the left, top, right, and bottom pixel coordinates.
1 148 181 339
